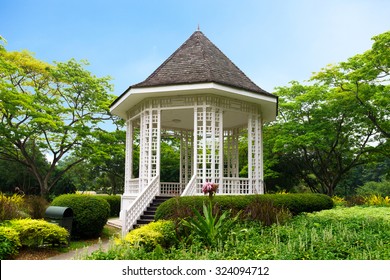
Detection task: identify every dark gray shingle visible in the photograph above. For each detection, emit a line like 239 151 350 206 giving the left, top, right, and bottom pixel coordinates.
132 31 272 96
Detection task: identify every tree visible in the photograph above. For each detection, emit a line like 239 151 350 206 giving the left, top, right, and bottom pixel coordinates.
0 47 115 197
313 31 390 140
88 128 126 194
269 81 382 196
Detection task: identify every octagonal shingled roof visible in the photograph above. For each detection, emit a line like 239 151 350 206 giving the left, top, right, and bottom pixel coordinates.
131 31 273 97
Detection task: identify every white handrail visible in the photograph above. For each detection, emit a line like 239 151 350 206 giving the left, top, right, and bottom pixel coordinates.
181 174 197 196
122 175 160 236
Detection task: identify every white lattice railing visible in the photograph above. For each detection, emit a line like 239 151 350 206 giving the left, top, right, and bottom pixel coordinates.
220 178 250 194
160 182 185 196
124 178 140 194
181 175 197 196
122 175 160 236
220 178 264 194
181 176 264 196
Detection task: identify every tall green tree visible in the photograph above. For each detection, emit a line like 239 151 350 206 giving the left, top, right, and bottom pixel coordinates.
313 31 390 140
270 81 382 196
88 128 126 194
0 47 115 197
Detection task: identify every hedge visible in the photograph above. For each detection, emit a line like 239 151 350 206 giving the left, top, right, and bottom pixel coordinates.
51 194 110 239
121 220 177 252
99 195 121 217
0 226 21 260
5 219 69 248
155 193 334 221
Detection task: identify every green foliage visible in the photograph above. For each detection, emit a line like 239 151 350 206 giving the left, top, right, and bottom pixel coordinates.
0 226 21 259
356 180 390 197
121 220 176 252
0 159 42 195
313 31 390 140
270 82 380 196
264 31 390 196
51 194 110 239
245 198 292 226
23 195 49 219
364 194 390 206
85 206 390 260
5 219 68 248
0 193 26 221
155 194 333 221
99 195 121 217
181 201 241 248
0 47 116 197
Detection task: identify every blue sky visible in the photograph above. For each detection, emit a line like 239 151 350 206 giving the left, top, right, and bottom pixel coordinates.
2 0 390 97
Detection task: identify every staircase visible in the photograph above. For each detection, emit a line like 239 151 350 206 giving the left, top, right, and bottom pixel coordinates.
133 196 171 228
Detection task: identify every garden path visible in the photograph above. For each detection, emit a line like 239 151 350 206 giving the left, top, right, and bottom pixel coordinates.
46 218 121 260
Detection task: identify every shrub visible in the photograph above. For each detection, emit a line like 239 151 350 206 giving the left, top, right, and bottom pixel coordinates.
99 195 121 217
345 195 366 206
121 220 176 252
356 180 390 197
245 198 292 226
331 195 347 207
51 194 110 239
6 219 68 247
155 194 333 221
364 194 390 206
23 195 49 219
0 193 27 221
0 226 21 259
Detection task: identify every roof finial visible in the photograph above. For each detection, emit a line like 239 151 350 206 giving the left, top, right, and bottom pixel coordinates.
197 24 200 31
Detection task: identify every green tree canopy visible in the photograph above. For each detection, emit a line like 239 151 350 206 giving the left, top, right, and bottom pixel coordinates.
313 31 390 139
269 81 382 196
0 47 116 197
264 30 390 196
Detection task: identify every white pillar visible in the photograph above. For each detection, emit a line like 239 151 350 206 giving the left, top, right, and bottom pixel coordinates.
139 107 161 190
248 114 264 194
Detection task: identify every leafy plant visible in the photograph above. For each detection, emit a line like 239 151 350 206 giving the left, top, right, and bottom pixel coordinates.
331 195 347 207
0 193 27 221
6 219 69 247
23 195 49 219
0 226 21 259
181 201 241 248
365 194 390 206
121 220 176 252
245 198 292 226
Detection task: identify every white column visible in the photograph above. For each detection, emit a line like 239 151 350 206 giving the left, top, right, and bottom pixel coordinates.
124 119 133 194
248 114 263 194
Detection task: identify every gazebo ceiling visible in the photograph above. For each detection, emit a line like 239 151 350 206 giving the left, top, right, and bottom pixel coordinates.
160 107 249 130
110 30 278 122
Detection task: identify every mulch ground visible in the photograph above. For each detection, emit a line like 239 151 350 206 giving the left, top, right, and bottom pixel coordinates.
14 247 62 260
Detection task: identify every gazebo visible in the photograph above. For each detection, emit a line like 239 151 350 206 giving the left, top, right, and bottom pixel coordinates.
110 31 278 233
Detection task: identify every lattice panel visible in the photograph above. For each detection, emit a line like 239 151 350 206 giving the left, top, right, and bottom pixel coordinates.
124 119 134 194
248 114 263 194
180 129 193 185
224 128 240 177
139 109 160 190
194 106 223 191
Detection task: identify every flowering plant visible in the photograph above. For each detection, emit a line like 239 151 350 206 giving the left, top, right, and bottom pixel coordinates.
202 182 219 198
